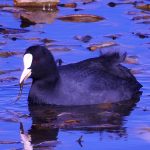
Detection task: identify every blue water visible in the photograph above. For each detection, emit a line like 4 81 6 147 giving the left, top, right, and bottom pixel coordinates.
0 0 150 149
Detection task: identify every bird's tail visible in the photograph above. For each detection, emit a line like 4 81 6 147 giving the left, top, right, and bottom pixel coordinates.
99 51 127 66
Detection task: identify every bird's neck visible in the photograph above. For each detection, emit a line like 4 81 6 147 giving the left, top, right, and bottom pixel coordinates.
32 74 60 89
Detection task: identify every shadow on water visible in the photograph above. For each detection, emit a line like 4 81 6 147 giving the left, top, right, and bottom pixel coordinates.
21 95 141 149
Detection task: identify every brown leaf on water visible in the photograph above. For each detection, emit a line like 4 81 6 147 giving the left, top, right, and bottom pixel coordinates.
14 0 59 7
47 47 71 52
104 34 122 40
132 15 150 20
74 35 92 43
125 55 139 64
0 51 23 58
57 14 104 22
0 27 29 34
132 32 150 39
41 38 55 44
58 3 77 8
82 0 95 5
136 4 150 11
88 41 117 51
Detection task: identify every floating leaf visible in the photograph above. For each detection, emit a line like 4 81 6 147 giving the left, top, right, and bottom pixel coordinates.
125 55 139 64
132 32 150 39
74 35 92 43
83 0 95 5
136 4 150 11
88 41 117 51
58 3 77 8
14 0 59 7
0 27 29 34
57 14 104 22
41 38 55 44
132 15 150 20
47 47 71 52
0 51 23 58
104 34 122 40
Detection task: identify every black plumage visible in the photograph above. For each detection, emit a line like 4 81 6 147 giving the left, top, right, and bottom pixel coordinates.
21 45 142 105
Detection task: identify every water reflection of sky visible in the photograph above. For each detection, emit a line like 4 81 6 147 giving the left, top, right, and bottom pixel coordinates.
0 0 150 149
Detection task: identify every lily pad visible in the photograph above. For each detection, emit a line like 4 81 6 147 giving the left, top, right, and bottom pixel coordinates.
57 14 104 22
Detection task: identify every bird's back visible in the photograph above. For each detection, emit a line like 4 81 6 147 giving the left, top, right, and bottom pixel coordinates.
57 52 142 105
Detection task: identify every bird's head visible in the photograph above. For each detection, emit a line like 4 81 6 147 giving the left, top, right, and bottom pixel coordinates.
20 45 59 86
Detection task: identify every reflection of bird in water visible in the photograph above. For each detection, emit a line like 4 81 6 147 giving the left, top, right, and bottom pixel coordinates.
26 98 139 148
20 45 142 105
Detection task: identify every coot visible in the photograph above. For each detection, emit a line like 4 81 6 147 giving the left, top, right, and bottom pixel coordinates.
20 45 142 105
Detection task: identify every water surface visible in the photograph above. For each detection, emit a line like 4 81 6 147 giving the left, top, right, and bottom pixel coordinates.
0 0 150 149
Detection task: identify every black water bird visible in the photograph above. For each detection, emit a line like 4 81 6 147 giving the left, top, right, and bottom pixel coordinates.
20 45 142 105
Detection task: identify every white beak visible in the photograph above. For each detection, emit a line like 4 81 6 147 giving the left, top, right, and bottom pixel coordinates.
20 54 33 84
